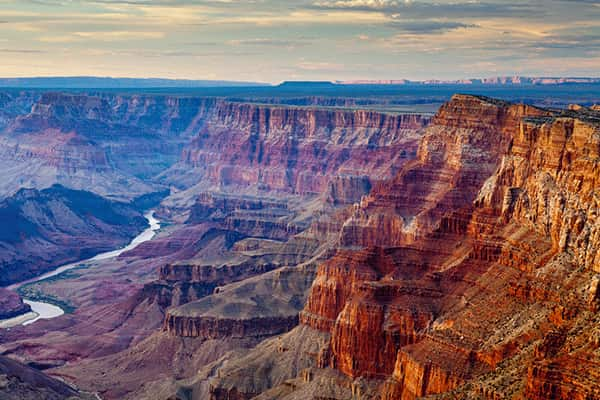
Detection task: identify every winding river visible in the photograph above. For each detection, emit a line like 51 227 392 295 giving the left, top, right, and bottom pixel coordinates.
0 211 160 328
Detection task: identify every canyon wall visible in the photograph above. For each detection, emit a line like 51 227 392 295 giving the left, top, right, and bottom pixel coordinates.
0 91 429 203
205 95 600 400
166 101 429 199
0 92 214 198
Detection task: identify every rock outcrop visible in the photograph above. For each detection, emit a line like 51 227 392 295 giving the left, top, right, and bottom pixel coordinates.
163 264 316 339
0 288 31 319
0 355 85 399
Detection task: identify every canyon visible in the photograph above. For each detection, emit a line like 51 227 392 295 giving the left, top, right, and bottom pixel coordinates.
0 88 598 400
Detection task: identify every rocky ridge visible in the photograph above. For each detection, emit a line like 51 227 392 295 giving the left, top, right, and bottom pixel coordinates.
0 355 89 399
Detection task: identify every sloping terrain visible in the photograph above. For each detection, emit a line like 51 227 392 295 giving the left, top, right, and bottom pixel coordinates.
0 355 90 400
0 184 146 287
0 289 31 320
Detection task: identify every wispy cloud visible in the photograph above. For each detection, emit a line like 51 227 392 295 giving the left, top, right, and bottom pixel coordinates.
387 19 477 34
0 0 599 81
310 0 538 18
228 38 311 47
74 30 165 39
0 48 46 53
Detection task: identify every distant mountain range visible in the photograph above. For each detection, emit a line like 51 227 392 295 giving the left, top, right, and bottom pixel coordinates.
0 76 267 88
0 76 599 89
336 77 600 85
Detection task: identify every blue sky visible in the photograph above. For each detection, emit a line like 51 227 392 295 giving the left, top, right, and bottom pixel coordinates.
0 0 599 82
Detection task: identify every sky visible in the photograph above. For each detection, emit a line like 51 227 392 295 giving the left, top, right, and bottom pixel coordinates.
0 0 599 83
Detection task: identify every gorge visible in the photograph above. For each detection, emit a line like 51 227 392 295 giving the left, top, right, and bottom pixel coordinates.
0 87 598 400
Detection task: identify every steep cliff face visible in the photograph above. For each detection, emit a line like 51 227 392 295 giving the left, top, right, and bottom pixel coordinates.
204 95 600 400
166 102 429 198
336 95 552 248
304 96 600 399
475 109 600 271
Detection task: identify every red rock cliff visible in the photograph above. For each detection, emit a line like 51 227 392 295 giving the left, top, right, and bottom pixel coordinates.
297 95 600 399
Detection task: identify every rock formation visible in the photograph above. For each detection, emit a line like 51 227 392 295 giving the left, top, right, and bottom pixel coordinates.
0 288 31 319
0 92 214 198
167 101 427 197
0 355 87 399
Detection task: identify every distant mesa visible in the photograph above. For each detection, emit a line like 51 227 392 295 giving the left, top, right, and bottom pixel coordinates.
276 81 338 88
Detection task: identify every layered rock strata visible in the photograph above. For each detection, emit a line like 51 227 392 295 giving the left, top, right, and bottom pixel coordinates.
166 102 429 198
204 95 600 399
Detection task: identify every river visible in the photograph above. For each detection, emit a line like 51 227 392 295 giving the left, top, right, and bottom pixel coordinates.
0 211 160 328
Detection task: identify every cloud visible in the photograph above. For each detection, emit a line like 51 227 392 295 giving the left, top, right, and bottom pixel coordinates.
297 61 344 71
73 30 165 39
38 30 166 42
311 0 539 19
3 0 600 81
0 48 46 53
228 38 310 47
387 19 477 34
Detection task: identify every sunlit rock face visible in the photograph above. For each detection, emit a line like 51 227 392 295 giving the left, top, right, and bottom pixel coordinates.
201 95 600 400
295 95 600 399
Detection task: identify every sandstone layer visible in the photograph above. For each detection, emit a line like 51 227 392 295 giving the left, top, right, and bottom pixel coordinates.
163 101 429 200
